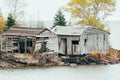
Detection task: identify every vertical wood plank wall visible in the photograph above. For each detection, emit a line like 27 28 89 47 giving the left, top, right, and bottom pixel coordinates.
80 33 109 54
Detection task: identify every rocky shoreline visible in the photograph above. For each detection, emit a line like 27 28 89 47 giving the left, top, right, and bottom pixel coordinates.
0 53 64 68
0 48 120 68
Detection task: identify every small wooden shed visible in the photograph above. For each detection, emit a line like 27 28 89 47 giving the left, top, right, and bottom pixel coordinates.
0 27 47 53
51 26 110 55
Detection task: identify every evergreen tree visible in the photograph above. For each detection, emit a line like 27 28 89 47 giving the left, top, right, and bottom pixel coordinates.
53 10 66 27
39 42 47 53
7 14 15 29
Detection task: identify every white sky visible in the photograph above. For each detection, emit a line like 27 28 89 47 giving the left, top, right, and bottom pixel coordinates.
0 0 120 21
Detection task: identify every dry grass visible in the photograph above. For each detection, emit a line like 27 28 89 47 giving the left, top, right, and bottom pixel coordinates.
107 47 120 58
13 53 33 59
12 54 39 64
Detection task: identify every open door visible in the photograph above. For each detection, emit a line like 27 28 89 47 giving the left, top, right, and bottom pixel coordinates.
63 39 67 54
19 40 25 53
72 40 79 55
60 38 67 54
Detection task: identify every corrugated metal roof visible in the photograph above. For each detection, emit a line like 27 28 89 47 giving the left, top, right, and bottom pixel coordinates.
51 25 88 36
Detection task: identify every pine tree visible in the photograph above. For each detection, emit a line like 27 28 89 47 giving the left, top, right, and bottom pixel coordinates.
7 14 15 29
53 10 66 27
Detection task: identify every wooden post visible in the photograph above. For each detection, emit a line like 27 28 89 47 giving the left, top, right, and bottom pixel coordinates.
6 36 7 53
0 36 2 52
25 38 27 53
31 38 33 54
58 36 60 53
18 38 20 53
32 38 36 54
12 36 13 53
67 37 71 55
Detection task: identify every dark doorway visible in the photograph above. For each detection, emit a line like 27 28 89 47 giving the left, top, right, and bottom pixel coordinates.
19 39 33 53
63 38 67 54
19 40 25 53
27 40 32 47
27 40 33 53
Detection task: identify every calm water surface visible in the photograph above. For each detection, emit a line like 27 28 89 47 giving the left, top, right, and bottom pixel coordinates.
0 64 120 80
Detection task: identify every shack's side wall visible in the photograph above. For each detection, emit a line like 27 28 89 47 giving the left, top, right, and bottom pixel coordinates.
1 35 20 53
80 33 109 55
46 36 59 52
80 27 109 54
1 35 36 53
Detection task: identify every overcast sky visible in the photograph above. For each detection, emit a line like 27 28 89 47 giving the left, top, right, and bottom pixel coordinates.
0 0 120 21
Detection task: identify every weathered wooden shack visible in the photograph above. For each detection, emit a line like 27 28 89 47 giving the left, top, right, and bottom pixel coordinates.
0 26 110 55
0 27 49 53
50 26 110 55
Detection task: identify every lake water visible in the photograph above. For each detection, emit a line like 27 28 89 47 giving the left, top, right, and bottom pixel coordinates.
0 64 120 80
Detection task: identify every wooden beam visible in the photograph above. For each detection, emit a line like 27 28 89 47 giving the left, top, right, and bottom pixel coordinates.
0 36 2 51
6 36 7 53
18 38 20 53
25 38 27 53
12 36 13 53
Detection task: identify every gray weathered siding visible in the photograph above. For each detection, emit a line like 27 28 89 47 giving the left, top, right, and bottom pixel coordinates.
55 32 109 55
80 33 109 55
35 27 110 55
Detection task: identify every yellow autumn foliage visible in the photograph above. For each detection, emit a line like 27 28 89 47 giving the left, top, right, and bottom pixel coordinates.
68 0 87 6
91 51 101 56
0 12 6 33
64 0 116 32
77 16 105 30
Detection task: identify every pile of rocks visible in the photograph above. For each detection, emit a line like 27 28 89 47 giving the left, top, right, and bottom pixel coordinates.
61 54 101 65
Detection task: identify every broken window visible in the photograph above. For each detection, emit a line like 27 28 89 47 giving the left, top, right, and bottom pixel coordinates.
84 39 87 46
36 37 40 41
72 40 79 45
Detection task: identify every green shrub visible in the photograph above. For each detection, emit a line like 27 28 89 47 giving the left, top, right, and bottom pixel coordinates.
39 42 47 53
